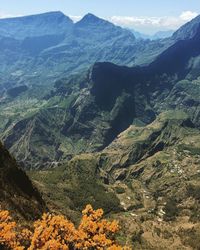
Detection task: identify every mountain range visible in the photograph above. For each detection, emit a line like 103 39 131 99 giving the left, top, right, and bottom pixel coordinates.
1 11 200 249
0 12 177 97
131 29 174 40
1 11 200 167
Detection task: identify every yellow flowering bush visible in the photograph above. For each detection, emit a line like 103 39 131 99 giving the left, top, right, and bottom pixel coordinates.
0 205 131 250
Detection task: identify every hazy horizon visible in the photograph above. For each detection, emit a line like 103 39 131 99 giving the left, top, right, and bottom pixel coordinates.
0 0 199 34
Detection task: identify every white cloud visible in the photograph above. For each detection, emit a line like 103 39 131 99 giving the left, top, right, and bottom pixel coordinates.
66 11 199 34
180 11 198 21
109 11 199 34
69 15 82 22
0 13 12 19
0 10 21 19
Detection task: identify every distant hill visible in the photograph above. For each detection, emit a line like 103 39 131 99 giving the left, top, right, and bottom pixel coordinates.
131 29 174 40
151 30 174 40
0 11 175 97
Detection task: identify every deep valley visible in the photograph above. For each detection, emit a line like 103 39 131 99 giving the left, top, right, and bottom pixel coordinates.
1 10 200 250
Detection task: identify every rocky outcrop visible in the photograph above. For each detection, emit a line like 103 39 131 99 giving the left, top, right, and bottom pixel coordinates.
0 141 46 220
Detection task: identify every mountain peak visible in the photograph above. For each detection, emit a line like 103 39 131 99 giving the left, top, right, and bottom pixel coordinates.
0 11 72 22
41 11 64 16
32 11 73 24
83 13 99 20
0 11 73 39
33 11 73 22
77 13 108 26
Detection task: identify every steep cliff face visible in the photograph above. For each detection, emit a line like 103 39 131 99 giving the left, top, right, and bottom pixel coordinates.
0 142 45 220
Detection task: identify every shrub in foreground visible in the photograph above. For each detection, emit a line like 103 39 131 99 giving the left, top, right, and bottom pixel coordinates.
0 205 131 250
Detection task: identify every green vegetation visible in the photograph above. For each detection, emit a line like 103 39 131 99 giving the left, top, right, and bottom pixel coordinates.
29 155 121 223
164 197 179 221
1 11 200 250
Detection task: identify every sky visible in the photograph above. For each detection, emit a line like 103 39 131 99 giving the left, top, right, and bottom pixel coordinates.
0 0 200 34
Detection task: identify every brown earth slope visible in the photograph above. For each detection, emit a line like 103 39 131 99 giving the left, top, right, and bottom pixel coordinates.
0 141 46 221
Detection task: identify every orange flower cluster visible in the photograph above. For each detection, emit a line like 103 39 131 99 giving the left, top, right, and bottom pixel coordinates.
0 205 131 250
29 213 75 249
0 210 31 250
75 205 120 249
